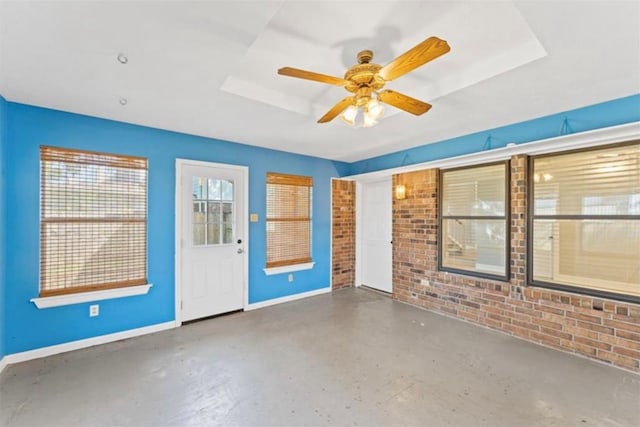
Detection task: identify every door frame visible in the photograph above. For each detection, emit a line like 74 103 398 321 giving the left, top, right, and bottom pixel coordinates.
355 181 363 288
174 158 249 326
355 176 393 292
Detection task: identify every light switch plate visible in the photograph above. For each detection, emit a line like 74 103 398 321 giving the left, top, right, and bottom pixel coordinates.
250 213 259 222
89 304 99 317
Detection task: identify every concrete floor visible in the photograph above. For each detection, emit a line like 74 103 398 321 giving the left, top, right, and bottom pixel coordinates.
1 288 639 427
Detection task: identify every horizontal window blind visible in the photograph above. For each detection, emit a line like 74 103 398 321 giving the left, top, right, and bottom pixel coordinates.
531 143 640 298
442 164 506 217
533 144 640 216
266 172 312 268
40 146 148 296
440 163 508 279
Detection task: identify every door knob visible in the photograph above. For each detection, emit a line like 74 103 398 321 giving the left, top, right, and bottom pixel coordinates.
237 248 244 254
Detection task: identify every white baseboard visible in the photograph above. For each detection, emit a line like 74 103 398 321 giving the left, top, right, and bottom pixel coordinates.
0 321 176 372
245 286 331 311
1 288 333 373
0 356 7 375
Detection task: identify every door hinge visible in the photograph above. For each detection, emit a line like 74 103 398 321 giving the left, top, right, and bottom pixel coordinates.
180 301 183 310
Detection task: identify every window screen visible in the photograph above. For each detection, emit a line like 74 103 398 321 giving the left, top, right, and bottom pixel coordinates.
40 146 148 296
266 172 312 268
440 163 508 279
530 143 640 299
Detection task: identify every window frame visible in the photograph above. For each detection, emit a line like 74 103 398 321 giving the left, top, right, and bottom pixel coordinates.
265 172 313 271
526 141 640 303
438 161 511 282
39 146 149 297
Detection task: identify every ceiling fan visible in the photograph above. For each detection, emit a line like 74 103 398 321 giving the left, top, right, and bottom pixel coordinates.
278 36 450 126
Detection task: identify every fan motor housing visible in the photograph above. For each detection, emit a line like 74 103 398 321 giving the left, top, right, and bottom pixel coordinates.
344 50 386 93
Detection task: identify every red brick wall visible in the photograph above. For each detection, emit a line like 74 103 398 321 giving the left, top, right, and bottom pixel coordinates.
391 156 640 372
332 179 355 290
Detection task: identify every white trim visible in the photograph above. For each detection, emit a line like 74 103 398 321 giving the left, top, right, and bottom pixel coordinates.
345 122 640 181
0 357 7 375
175 160 181 325
354 181 363 287
174 159 249 327
263 262 315 276
245 286 331 311
30 284 152 309
1 321 175 368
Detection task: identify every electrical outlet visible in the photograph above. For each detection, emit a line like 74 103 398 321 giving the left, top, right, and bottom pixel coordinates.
89 304 99 317
288 274 293 282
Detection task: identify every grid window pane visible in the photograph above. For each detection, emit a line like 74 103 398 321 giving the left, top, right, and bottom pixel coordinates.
221 180 234 201
207 178 220 200
191 176 234 246
40 146 148 296
193 224 205 246
266 173 312 268
207 223 220 245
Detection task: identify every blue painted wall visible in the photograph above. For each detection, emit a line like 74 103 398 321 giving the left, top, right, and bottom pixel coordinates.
2 93 638 357
0 95 7 360
347 94 640 175
4 103 347 354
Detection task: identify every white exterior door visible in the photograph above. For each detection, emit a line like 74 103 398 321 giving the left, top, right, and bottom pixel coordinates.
360 179 393 293
179 161 246 322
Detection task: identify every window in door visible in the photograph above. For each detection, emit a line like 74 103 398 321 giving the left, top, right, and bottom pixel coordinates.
192 177 234 246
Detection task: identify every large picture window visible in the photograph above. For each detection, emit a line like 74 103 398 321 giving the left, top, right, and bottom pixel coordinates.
40 146 148 296
266 172 312 268
439 163 508 280
529 143 640 301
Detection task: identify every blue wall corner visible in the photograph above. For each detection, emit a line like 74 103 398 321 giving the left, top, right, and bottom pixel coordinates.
346 94 640 175
4 103 342 354
0 94 7 360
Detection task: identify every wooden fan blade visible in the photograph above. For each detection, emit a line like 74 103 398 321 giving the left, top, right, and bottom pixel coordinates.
377 90 432 116
278 67 349 86
318 97 356 123
378 37 450 82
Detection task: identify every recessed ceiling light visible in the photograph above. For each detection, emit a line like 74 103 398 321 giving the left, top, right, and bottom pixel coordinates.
117 53 128 64
119 97 128 106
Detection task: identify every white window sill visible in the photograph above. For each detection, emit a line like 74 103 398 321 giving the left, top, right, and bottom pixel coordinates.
263 262 315 276
31 284 153 309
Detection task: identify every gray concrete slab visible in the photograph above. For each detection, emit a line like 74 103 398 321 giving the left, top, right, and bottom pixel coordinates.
1 288 639 426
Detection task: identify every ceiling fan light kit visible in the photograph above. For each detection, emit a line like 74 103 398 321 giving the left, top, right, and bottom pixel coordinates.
278 36 450 127
339 97 384 127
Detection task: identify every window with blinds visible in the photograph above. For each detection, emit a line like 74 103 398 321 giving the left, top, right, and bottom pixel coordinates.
439 162 508 279
530 142 640 300
266 172 312 268
40 146 148 296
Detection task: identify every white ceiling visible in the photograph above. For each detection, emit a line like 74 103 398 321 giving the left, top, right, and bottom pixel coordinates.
0 1 638 163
